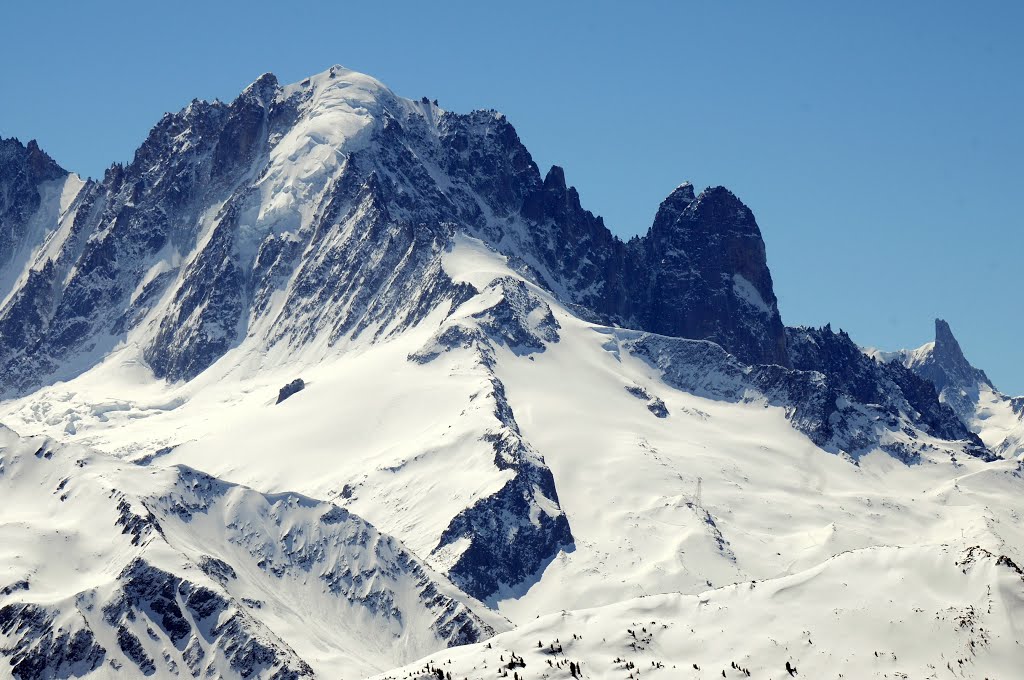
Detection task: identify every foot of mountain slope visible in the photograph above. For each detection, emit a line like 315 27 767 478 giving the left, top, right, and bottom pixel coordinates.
372 545 1024 680
0 426 506 679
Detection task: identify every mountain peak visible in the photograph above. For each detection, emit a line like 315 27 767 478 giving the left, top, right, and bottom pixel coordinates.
543 165 567 191
655 181 696 214
933 317 966 362
640 182 789 367
930 318 992 388
689 185 753 222
239 71 280 104
895 318 995 426
283 64 392 99
668 181 696 203
0 136 66 183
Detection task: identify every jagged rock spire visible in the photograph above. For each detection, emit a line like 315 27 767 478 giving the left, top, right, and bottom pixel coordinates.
637 185 790 367
905 318 994 424
927 318 994 391
932 318 993 387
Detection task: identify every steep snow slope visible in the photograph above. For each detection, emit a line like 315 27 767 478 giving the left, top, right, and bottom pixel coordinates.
0 241 574 605
0 426 505 678
3 236 1021 628
373 545 1024 680
0 137 88 308
973 388 1024 456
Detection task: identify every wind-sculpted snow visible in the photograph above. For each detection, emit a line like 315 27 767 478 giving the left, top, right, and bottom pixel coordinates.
0 426 503 678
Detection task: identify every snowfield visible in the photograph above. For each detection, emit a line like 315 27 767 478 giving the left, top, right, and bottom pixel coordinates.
0 425 505 678
3 235 1022 678
1 66 1022 678
373 545 1024 680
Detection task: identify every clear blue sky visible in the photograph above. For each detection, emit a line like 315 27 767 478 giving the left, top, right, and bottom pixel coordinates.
2 1 1021 392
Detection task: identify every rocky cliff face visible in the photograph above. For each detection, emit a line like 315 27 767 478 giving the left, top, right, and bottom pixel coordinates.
0 427 504 678
0 138 68 261
0 138 86 305
785 324 989 458
627 324 991 464
905 319 995 422
0 137 65 250
517 172 789 367
0 65 1017 679
0 67 791 401
634 184 789 366
879 318 1023 457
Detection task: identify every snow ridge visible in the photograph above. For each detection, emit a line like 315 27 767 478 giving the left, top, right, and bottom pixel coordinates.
0 65 1021 679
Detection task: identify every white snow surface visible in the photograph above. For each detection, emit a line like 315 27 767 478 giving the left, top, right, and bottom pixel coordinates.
2 234 1022 678
0 66 1021 678
971 383 1024 456
0 425 505 678
372 544 1024 680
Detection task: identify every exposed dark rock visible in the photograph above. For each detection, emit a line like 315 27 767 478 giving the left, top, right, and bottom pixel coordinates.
787 325 985 450
635 185 789 367
433 375 573 601
276 378 306 404
0 602 106 679
624 385 669 417
0 137 69 272
198 554 238 586
0 70 791 399
647 398 670 418
627 328 992 462
114 497 164 545
100 557 313 677
410 277 558 365
151 467 499 651
115 625 155 675
0 579 29 596
905 318 996 424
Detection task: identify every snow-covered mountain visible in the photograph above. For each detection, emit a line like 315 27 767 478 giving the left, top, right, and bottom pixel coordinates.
0 425 504 678
0 66 792 397
869 318 1024 458
1 66 1021 678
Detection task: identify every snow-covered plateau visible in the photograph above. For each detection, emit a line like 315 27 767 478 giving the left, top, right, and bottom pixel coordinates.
0 66 1021 679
